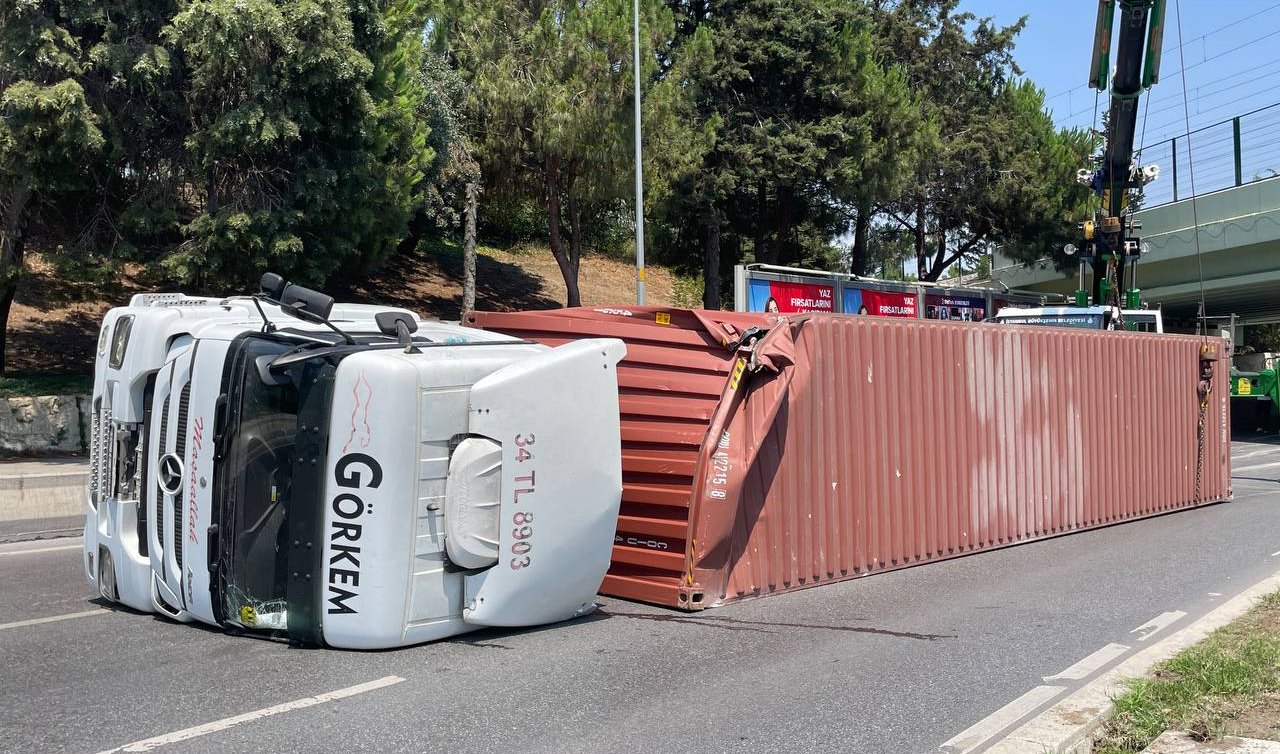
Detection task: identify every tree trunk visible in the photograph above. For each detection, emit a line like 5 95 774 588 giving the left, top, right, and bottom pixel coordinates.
702 213 720 309
922 217 947 282
568 190 582 282
0 185 32 377
913 197 926 280
543 156 581 308
461 181 478 318
754 180 776 265
850 200 871 276
397 206 430 258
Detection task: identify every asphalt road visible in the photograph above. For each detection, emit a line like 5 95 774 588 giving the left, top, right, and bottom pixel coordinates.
2 437 1278 754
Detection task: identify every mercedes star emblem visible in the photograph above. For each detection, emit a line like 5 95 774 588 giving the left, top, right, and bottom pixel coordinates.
158 453 184 495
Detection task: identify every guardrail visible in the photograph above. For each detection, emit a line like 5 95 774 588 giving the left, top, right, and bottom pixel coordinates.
1137 102 1280 208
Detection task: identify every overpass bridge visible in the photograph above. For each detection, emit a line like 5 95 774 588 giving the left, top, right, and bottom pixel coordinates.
993 104 1280 328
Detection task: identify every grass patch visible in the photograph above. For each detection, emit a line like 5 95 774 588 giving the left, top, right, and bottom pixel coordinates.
1094 589 1280 753
0 374 93 397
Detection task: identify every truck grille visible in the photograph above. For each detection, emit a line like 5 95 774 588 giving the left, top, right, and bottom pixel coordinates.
97 404 113 506
156 397 169 571
88 399 100 507
173 383 190 571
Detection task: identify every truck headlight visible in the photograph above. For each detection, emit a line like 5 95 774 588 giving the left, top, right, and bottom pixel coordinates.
109 315 134 369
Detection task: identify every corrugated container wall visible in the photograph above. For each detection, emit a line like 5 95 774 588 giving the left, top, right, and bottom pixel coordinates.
468 308 1232 610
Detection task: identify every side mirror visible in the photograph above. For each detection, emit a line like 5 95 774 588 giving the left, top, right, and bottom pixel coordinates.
279 284 335 321
375 311 418 350
260 272 287 301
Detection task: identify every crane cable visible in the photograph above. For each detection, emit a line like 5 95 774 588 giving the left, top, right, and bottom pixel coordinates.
1173 0 1213 501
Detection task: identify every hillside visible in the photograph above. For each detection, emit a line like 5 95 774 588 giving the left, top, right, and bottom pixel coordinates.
7 243 688 376
343 241 688 317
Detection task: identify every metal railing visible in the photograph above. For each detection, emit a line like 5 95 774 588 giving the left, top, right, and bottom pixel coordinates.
1136 101 1280 208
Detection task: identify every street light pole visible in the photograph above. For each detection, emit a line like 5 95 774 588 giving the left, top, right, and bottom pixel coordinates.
632 0 646 305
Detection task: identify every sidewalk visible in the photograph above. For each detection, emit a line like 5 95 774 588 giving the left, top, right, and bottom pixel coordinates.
0 457 88 541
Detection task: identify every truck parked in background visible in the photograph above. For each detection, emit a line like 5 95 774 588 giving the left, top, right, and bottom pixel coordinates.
84 275 626 649
990 305 1164 332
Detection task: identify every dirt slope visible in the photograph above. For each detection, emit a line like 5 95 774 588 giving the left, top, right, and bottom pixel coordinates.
7 244 683 376
345 242 681 317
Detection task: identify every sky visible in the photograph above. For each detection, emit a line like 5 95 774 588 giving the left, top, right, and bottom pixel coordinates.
960 0 1280 200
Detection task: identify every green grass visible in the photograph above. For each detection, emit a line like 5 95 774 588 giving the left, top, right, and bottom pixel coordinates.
0 374 93 398
1094 589 1280 753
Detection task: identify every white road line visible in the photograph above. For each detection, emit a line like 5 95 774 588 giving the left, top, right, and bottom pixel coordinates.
985 569 1280 754
0 609 104 631
1231 461 1280 475
0 543 81 557
1271 551 1280 558
1129 610 1187 642
938 685 1066 754
1041 643 1130 682
94 675 406 753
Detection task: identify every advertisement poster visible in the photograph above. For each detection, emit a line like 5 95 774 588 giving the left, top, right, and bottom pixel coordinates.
747 278 835 313
925 294 986 322
847 288 917 318
842 287 862 314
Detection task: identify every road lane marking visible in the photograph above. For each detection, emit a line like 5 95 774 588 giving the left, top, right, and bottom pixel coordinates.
0 543 81 557
0 609 104 631
1042 643 1130 682
938 685 1066 754
1130 610 1187 642
1230 460 1280 475
1271 551 1280 558
94 675 406 753
984 569 1280 754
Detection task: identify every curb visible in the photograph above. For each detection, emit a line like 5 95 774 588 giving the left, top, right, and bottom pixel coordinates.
984 569 1280 754
0 462 88 522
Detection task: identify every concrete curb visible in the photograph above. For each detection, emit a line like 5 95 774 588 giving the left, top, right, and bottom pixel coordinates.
0 460 88 522
985 569 1280 754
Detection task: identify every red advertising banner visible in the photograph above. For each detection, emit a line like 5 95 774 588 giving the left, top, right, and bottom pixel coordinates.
860 289 917 318
750 279 835 313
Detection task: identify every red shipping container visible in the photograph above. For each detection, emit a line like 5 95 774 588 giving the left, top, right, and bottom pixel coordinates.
468 308 1232 610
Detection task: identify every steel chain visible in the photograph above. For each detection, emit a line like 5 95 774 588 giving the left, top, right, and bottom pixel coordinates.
1195 393 1207 501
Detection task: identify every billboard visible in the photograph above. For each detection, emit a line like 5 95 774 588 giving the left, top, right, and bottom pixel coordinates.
845 287 917 318
747 278 835 313
925 294 986 322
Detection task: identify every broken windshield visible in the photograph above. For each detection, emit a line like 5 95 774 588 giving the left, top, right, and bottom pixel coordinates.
219 337 299 631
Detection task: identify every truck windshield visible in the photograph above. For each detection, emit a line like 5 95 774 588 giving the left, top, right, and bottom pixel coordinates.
221 337 299 631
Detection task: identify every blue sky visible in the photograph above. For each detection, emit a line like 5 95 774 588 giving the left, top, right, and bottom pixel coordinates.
961 0 1280 198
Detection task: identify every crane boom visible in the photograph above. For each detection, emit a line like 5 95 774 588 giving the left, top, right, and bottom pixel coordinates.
1077 0 1166 308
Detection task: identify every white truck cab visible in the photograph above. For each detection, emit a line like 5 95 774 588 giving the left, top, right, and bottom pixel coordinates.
991 305 1163 333
84 276 626 648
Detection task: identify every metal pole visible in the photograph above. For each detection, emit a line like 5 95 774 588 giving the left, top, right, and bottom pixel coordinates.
633 0 646 305
1233 116 1243 187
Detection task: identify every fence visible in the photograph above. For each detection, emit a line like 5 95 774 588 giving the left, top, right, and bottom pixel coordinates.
1137 101 1280 207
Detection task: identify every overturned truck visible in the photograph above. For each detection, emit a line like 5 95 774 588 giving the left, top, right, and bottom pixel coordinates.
469 307 1232 610
85 277 626 648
